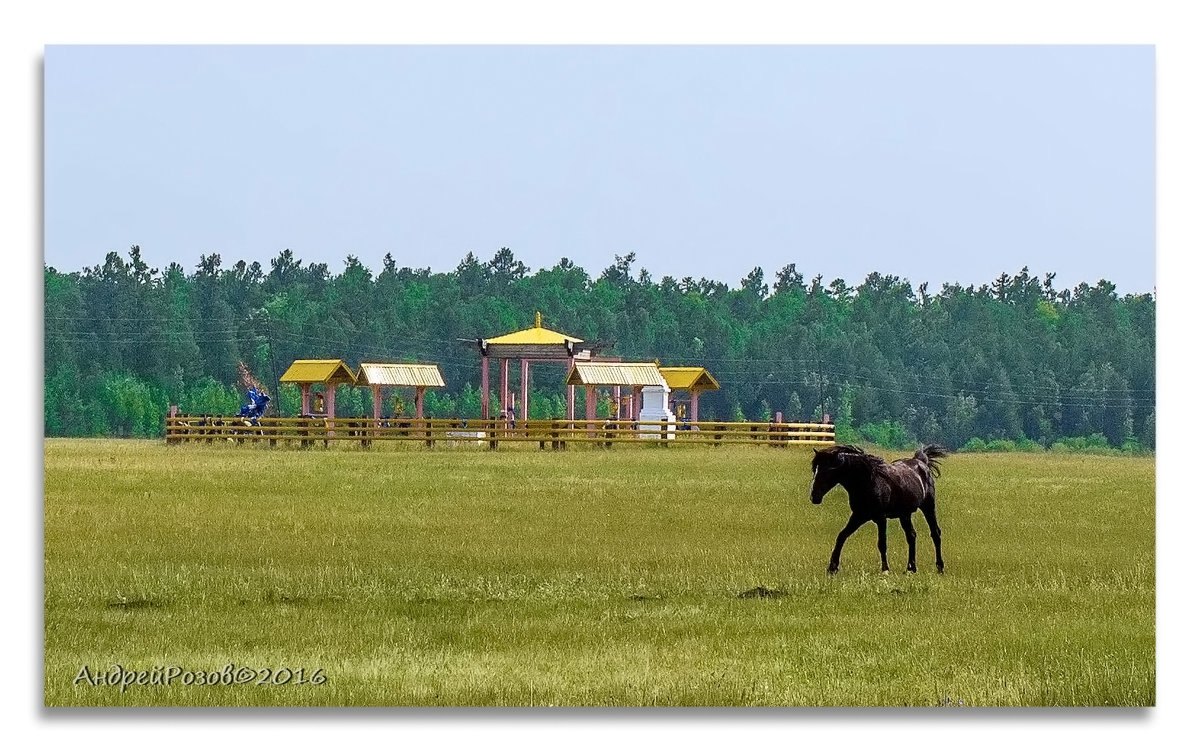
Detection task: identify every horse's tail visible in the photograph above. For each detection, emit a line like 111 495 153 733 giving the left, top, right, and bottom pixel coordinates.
914 444 951 478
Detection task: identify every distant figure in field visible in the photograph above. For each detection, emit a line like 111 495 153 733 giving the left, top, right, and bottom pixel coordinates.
237 386 270 425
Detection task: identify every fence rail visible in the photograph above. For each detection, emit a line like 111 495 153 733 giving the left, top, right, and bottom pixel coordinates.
165 415 836 449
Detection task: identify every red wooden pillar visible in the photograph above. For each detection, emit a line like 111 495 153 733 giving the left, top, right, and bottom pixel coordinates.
325 383 337 438
521 358 530 422
632 386 643 421
301 383 311 415
585 385 597 422
415 387 425 419
502 358 510 413
372 385 383 422
481 356 490 419
566 356 575 423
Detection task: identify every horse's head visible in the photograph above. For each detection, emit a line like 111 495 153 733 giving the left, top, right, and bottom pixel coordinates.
810 445 865 504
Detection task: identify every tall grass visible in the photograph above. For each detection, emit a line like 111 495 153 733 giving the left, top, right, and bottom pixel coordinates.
44 439 1154 706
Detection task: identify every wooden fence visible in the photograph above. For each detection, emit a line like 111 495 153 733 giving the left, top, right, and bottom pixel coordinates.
165 415 836 449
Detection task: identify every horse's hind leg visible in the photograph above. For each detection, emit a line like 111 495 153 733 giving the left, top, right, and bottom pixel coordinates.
875 517 889 573
899 514 918 573
828 514 868 574
920 500 944 573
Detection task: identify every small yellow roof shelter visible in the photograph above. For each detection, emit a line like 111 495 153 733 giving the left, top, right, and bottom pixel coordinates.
279 359 357 417
565 362 669 423
355 363 445 420
658 366 720 423
280 359 357 385
658 366 720 392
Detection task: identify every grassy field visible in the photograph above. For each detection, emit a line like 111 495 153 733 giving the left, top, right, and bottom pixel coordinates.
43 439 1155 707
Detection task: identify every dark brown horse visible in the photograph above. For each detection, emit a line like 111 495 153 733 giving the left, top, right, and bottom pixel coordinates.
810 444 950 574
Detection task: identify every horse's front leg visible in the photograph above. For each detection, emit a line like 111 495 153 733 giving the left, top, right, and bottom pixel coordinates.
899 514 918 573
875 517 889 573
828 514 868 574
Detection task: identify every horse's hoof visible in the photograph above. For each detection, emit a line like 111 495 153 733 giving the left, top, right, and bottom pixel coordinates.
880 569 890 576
827 567 838 575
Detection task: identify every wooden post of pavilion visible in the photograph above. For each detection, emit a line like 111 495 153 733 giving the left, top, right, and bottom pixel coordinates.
585 385 597 423
502 358 510 415
521 358 530 421
480 356 490 419
566 356 576 423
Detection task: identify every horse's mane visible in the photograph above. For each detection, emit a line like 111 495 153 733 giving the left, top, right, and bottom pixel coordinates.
823 444 886 468
826 444 864 454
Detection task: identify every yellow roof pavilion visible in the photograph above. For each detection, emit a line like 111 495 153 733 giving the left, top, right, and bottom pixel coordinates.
567 362 668 387
485 311 582 346
658 366 720 391
355 363 446 388
279 359 358 385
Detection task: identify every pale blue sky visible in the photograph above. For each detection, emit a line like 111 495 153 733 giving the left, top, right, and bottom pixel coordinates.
44 44 1155 293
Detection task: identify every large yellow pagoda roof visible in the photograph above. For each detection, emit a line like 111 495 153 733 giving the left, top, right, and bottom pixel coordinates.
485 312 582 346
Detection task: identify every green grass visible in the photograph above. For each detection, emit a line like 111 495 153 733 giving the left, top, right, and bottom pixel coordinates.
43 439 1155 706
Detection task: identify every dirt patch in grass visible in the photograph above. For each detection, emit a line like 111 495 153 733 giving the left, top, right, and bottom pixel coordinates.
737 586 788 599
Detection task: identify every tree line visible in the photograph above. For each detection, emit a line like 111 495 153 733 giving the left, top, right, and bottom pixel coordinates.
43 245 1155 451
